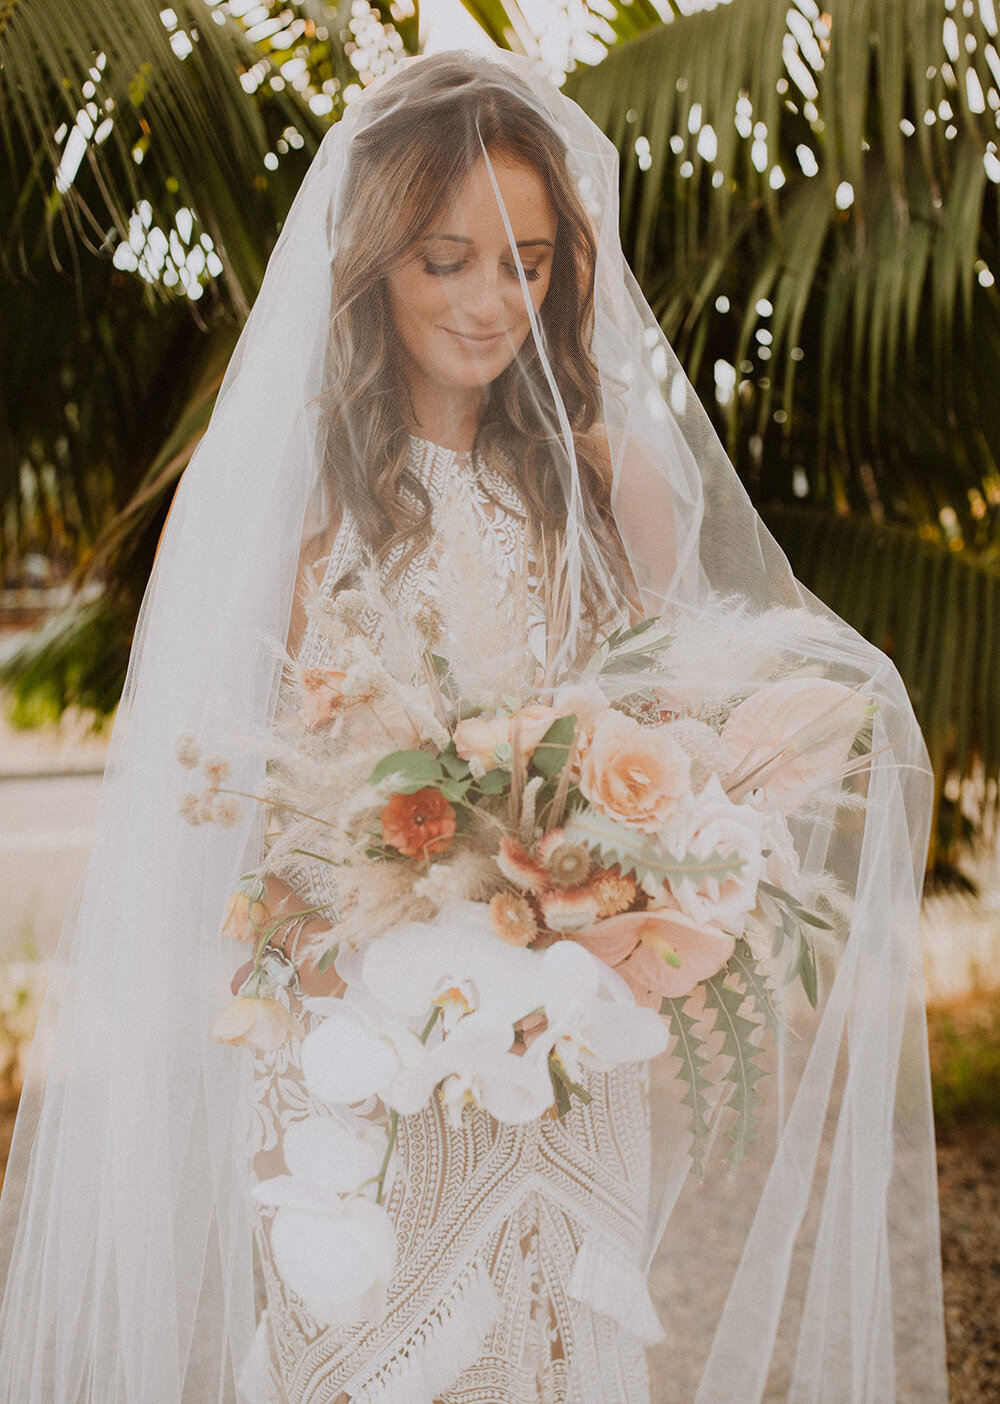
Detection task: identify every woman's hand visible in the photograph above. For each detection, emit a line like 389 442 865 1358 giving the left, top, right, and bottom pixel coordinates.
256 875 346 999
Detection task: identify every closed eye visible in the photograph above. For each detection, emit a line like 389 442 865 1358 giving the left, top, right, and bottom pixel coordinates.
423 259 465 276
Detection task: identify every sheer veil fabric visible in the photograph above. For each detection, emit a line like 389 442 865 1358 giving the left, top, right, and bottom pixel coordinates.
0 48 946 1403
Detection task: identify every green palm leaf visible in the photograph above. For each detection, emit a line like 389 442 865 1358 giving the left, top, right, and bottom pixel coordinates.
0 0 333 307
456 0 671 60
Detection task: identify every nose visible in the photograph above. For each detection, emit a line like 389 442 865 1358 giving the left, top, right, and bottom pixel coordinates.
461 268 506 328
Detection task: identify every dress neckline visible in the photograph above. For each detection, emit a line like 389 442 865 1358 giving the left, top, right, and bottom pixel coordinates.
407 432 473 458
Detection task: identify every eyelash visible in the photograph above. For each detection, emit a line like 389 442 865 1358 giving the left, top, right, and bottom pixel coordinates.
423 259 542 282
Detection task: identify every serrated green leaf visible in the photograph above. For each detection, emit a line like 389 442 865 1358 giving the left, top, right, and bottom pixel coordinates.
727 938 780 1037
368 750 444 791
661 995 713 1176
704 972 768 1167
563 808 744 890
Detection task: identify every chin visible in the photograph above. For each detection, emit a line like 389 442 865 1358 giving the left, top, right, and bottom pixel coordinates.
438 354 515 390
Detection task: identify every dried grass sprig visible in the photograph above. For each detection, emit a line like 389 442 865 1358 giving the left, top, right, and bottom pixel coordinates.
544 724 580 834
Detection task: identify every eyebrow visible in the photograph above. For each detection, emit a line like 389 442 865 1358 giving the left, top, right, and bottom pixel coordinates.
423 234 555 249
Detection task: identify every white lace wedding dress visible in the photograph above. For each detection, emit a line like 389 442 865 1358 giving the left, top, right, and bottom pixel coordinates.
241 436 662 1404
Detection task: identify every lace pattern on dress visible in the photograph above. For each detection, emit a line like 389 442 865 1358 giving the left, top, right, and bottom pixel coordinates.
247 436 658 1404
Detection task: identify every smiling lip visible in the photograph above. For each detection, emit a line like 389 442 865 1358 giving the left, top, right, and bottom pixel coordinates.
445 329 507 345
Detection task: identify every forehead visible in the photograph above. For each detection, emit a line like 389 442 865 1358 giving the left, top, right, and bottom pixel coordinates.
427 154 557 242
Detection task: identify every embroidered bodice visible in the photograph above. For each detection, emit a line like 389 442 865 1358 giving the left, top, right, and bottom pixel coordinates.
243 436 659 1404
297 435 545 673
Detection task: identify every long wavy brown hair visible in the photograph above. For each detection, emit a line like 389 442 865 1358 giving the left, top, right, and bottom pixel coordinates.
322 52 630 613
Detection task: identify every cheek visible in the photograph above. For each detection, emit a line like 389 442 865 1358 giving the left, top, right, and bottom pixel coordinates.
506 271 553 349
388 270 442 347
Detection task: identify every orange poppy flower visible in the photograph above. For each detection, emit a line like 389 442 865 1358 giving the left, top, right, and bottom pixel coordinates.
381 786 456 859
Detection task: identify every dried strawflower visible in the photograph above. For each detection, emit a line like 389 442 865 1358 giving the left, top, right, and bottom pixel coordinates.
538 887 601 934
488 892 537 947
536 830 591 887
495 836 548 894
589 868 638 918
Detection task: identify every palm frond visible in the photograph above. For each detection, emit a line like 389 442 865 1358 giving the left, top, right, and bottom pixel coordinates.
563 0 1000 543
456 0 668 70
1 1 420 309
0 0 331 306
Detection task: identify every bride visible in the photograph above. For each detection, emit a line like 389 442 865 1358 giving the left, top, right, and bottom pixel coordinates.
0 49 947 1404
250 55 656 1404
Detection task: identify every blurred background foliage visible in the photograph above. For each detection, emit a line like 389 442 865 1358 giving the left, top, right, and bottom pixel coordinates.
2 0 1000 865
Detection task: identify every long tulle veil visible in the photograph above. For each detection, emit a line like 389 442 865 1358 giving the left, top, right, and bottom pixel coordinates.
0 48 946 1403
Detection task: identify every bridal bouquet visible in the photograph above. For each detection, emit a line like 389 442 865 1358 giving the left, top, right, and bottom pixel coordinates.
178 549 873 1328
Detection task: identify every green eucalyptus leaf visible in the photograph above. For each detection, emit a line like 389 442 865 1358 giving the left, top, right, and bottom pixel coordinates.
531 714 578 779
476 767 511 795
439 745 472 780
368 751 444 791
237 873 266 902
438 777 471 802
317 945 340 974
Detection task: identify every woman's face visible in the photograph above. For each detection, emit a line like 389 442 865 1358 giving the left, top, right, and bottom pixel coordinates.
386 152 558 403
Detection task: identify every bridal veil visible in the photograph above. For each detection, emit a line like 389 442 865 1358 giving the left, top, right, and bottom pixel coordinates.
0 48 946 1403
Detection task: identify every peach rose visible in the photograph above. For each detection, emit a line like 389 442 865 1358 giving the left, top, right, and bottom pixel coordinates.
298 666 347 728
221 891 269 943
579 710 692 833
211 996 302 1051
453 715 514 771
550 683 613 747
574 909 733 1009
455 703 577 773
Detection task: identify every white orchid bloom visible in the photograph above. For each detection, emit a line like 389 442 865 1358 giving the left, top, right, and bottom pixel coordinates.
300 1003 423 1107
435 1044 555 1127
362 900 544 1030
384 1008 553 1125
532 941 671 1080
252 1115 397 1328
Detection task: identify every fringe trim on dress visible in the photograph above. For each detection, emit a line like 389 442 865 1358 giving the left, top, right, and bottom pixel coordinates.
566 1234 665 1347
349 1261 501 1404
